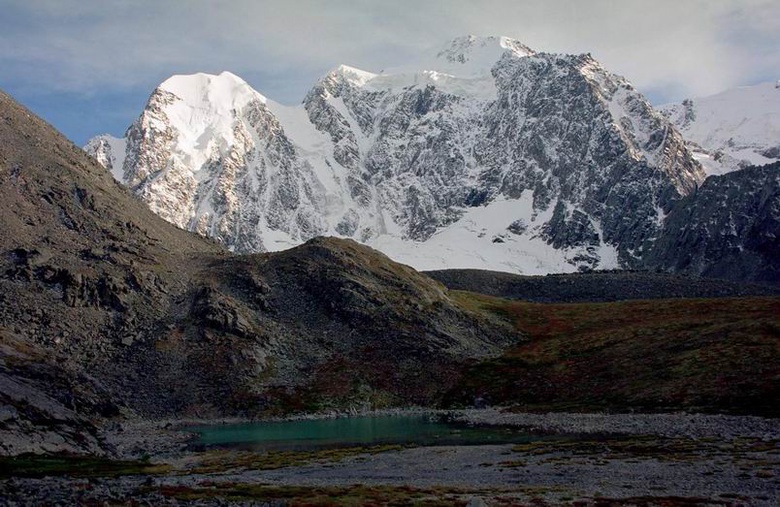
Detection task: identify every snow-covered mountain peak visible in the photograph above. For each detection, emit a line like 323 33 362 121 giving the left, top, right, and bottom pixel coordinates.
316 36 538 100
159 71 266 110
377 35 535 82
327 65 378 87
433 35 535 76
86 36 709 275
316 64 382 99
150 71 270 166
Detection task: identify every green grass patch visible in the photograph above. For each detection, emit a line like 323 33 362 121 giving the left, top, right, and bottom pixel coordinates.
0 454 171 478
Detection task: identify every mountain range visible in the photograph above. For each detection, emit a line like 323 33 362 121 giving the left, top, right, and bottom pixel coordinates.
0 86 522 453
86 35 729 277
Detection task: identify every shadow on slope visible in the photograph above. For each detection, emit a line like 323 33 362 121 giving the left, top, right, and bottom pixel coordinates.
176 237 518 413
426 269 780 303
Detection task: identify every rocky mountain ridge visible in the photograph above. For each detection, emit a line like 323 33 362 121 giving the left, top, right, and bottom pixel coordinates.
642 161 780 284
87 35 707 275
427 267 780 303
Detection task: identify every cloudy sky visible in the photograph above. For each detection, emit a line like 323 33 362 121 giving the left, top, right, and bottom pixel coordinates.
1 0 778 145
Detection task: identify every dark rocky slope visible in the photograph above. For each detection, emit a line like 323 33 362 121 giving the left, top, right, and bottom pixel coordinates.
1 88 227 453
643 162 780 284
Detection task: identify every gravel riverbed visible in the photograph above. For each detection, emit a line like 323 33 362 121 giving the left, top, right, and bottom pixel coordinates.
453 408 780 440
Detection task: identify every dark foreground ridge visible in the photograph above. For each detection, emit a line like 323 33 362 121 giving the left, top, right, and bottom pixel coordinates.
426 268 780 303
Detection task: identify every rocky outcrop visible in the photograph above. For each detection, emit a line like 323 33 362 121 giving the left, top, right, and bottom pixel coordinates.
191 286 255 338
0 333 115 456
643 162 780 284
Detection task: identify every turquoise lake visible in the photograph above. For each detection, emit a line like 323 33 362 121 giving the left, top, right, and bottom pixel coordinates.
185 415 541 451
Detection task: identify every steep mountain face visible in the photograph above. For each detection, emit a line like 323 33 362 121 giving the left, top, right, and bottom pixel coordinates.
659 82 780 175
1 89 518 454
87 35 705 274
86 73 328 253
643 162 780 284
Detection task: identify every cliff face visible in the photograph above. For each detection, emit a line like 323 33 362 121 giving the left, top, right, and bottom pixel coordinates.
642 162 780 284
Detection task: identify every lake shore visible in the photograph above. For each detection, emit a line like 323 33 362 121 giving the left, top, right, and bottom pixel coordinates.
103 407 780 460
4 409 778 505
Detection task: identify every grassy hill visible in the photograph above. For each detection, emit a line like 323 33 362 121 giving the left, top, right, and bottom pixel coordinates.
445 293 780 416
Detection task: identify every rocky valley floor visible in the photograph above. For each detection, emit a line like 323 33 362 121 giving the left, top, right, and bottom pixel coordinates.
2 409 779 505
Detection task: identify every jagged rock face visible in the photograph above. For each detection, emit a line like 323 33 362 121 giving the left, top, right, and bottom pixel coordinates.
644 162 780 284
469 52 701 265
86 36 705 273
113 75 327 253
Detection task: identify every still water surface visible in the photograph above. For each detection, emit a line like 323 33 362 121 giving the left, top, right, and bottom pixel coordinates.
185 415 541 451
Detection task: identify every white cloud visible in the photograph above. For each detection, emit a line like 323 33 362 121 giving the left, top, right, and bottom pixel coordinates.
1 0 778 104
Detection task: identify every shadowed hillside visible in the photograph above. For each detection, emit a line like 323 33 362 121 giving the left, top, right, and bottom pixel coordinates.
426 269 780 303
